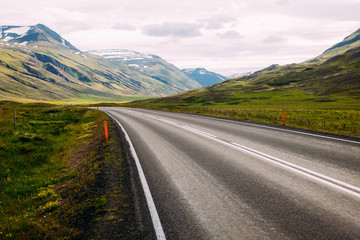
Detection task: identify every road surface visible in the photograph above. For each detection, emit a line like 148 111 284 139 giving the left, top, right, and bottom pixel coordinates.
101 107 360 240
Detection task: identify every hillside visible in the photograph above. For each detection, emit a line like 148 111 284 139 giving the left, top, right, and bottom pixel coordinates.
181 67 227 87
89 49 200 91
0 24 201 102
131 28 360 106
308 28 360 63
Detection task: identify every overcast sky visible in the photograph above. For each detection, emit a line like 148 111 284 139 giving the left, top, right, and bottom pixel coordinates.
1 0 359 75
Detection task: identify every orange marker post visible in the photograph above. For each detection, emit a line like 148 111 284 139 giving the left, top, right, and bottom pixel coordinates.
104 121 109 139
283 108 287 125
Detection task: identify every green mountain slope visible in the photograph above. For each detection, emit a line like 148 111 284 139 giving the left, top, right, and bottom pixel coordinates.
132 29 360 106
88 49 201 91
0 24 200 102
309 28 360 63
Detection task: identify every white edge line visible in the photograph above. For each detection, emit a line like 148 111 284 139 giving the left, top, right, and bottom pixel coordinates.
139 110 360 199
106 112 166 240
118 108 360 144
107 108 360 199
182 121 360 198
231 142 360 198
177 112 360 145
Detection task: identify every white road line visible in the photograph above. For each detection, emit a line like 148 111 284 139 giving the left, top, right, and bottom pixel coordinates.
231 142 360 198
106 112 166 240
122 110 360 199
181 126 218 138
187 113 360 145
129 108 359 145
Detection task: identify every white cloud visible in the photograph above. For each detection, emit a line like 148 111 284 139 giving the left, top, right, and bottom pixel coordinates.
217 31 243 39
202 15 238 30
262 35 286 43
143 22 203 38
43 8 86 21
112 23 136 31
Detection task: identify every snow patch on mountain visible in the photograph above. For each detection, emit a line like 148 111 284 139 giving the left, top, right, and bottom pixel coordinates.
4 26 31 36
0 26 31 42
89 49 160 70
3 36 13 41
90 49 154 61
226 71 254 79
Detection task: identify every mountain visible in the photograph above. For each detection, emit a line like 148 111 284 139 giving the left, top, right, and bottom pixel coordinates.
88 49 200 91
181 68 227 87
129 28 360 106
0 24 201 102
0 24 78 51
227 71 254 79
309 28 360 63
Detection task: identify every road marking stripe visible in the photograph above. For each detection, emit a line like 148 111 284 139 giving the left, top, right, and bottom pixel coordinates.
188 114 360 145
106 112 166 240
181 126 218 138
127 110 360 199
231 143 360 198
112 108 360 198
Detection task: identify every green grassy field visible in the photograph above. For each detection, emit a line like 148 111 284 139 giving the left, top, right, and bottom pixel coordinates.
125 90 360 138
0 101 123 238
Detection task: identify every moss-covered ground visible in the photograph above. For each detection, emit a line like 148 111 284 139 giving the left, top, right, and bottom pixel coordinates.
0 101 138 239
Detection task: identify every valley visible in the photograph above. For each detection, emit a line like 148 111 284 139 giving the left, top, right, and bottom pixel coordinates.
1 23 359 239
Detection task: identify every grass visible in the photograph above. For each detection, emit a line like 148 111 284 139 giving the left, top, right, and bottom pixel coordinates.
0 101 128 238
125 90 360 138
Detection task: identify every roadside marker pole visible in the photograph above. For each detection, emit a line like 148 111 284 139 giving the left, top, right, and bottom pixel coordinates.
14 108 16 125
283 108 287 125
104 121 109 139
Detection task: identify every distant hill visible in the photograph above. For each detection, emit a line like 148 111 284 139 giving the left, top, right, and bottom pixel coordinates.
0 24 201 102
89 49 200 91
181 68 227 87
129 28 360 106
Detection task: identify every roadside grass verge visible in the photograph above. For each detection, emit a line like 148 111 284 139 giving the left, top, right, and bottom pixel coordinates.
0 101 136 239
124 91 360 138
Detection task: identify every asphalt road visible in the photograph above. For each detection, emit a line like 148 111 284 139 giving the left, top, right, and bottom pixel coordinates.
102 107 360 240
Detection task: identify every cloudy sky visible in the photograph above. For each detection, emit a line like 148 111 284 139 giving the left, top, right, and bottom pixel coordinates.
1 0 359 75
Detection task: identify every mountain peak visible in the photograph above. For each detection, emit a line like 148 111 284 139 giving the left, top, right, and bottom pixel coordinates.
181 67 227 87
0 24 79 51
323 28 360 54
307 28 360 64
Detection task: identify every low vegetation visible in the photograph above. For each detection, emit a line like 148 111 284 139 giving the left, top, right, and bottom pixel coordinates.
125 46 360 139
0 101 136 239
125 90 360 138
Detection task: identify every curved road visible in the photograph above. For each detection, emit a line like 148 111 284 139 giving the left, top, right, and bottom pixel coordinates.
102 107 360 239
